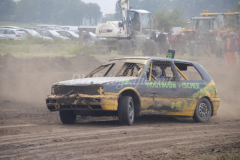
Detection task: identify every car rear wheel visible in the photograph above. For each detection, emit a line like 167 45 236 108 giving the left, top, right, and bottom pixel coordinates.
193 98 212 123
59 110 76 124
118 96 134 125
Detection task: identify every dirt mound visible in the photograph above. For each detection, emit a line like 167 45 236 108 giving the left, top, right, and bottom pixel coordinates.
0 53 101 73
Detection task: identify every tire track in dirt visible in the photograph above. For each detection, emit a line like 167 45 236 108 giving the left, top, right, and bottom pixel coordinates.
2 131 239 159
0 122 239 159
0 122 238 145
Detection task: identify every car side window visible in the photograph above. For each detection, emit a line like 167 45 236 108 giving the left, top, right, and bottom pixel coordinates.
59 31 64 36
0 29 5 34
175 62 203 80
5 30 15 34
42 31 49 36
148 61 176 82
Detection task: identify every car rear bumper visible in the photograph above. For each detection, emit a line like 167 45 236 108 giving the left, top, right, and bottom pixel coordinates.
211 97 220 115
46 94 119 112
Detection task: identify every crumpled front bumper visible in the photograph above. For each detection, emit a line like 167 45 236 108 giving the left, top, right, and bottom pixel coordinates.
46 93 119 112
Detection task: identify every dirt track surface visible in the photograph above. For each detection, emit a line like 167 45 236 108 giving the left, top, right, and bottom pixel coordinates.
0 54 240 159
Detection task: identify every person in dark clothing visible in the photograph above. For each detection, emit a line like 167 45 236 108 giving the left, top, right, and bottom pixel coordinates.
83 31 92 42
157 30 166 55
223 29 231 42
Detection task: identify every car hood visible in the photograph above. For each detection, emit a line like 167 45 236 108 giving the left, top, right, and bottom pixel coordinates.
42 36 53 40
56 35 69 40
54 77 137 86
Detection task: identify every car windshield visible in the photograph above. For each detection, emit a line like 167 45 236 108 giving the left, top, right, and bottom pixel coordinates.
27 30 41 36
87 59 147 78
15 31 26 35
68 31 78 36
224 15 239 27
50 31 60 36
89 32 96 38
192 19 212 33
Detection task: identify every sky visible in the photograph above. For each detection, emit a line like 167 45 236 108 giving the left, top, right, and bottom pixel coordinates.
81 0 116 15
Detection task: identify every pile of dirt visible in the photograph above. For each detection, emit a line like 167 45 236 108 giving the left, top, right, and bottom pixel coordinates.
0 53 101 73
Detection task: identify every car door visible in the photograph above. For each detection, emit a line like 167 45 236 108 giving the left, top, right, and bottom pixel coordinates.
0 29 6 39
138 60 178 115
173 61 206 116
41 30 52 39
5 30 15 40
149 60 179 114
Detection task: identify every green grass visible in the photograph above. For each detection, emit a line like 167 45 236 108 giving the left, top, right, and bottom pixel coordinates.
0 38 97 57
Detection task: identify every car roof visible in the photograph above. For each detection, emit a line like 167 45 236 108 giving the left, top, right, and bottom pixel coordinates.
129 9 151 14
109 57 192 63
0 28 23 31
0 26 20 29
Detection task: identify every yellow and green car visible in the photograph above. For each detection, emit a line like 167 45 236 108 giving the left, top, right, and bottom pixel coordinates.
46 57 220 125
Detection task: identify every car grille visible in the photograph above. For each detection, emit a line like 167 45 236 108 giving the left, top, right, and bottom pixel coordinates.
51 85 103 95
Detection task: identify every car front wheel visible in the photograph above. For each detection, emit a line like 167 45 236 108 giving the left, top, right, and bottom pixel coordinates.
118 96 134 125
59 110 76 124
193 98 212 123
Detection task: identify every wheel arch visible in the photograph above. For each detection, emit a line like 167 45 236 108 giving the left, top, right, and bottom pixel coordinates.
118 88 141 117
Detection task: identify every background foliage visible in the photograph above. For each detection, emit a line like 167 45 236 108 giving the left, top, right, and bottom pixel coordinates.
0 0 239 29
0 0 102 25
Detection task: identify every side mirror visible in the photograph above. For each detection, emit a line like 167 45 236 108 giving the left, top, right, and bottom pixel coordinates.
118 22 123 28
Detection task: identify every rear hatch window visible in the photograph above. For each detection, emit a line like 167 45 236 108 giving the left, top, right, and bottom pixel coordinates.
16 31 27 35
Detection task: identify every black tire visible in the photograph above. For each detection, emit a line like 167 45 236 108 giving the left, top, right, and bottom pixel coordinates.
141 40 158 56
59 110 76 124
118 96 134 125
193 98 212 123
117 40 132 55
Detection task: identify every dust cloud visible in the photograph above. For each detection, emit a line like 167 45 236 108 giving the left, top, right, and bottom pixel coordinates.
0 54 101 105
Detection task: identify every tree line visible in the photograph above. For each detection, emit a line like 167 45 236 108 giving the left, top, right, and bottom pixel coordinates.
102 0 239 31
0 0 102 25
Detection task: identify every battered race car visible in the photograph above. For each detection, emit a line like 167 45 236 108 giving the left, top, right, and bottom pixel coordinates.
46 57 220 125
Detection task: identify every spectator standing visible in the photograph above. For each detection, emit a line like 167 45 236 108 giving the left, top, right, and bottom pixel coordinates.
83 31 92 42
150 30 157 42
224 32 238 69
206 30 215 55
157 30 166 55
176 31 182 54
168 33 177 50
188 31 196 55
179 32 186 55
223 29 231 41
216 33 223 57
167 28 174 37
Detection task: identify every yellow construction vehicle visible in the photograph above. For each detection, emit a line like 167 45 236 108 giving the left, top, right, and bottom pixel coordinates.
200 10 240 32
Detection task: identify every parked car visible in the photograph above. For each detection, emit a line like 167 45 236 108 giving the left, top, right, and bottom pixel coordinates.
46 57 220 125
56 30 79 40
17 29 53 41
37 30 70 41
61 26 79 33
35 25 62 30
0 28 26 40
0 26 21 29
82 30 104 41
